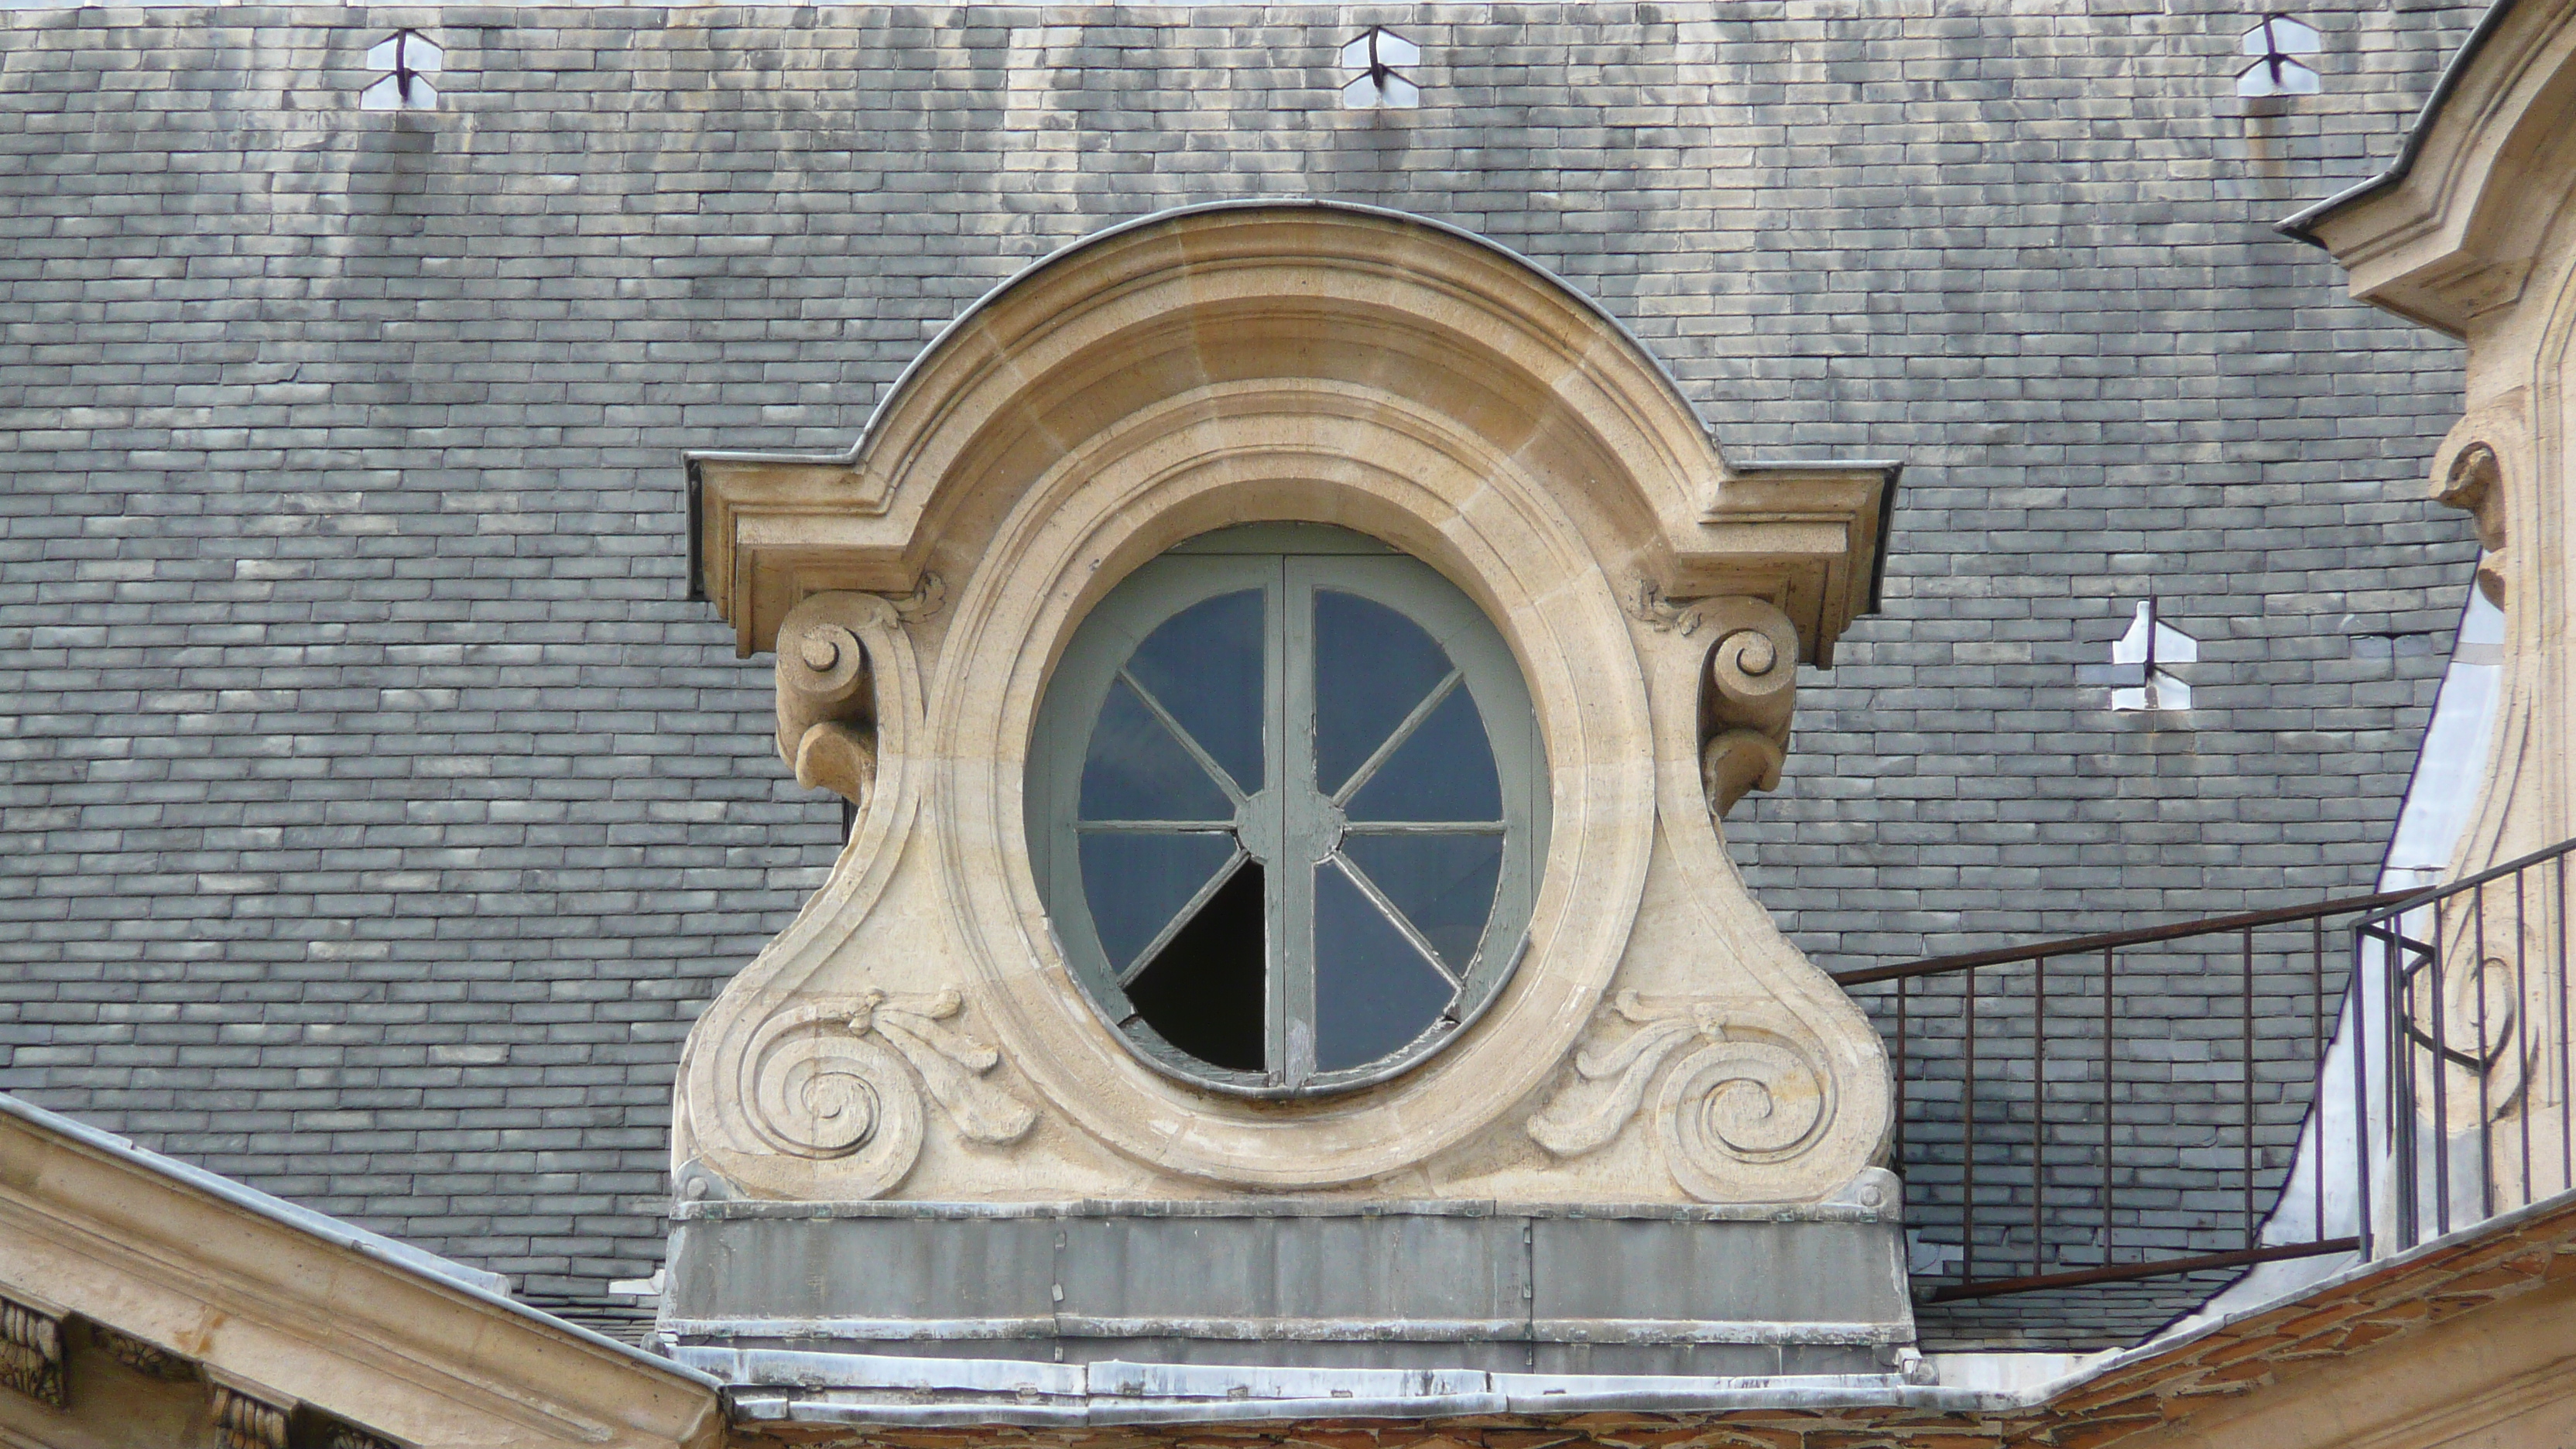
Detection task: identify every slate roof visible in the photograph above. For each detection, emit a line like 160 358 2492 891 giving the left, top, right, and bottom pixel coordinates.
0 0 2486 1348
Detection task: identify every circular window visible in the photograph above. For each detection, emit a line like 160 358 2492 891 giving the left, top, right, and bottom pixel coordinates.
1027 525 1547 1096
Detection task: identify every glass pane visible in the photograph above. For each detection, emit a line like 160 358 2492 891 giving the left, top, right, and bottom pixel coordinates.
1080 676 1233 822
1313 589 1452 798
1340 834 1502 974
1125 589 1264 796
1125 861 1268 1073
1078 832 1236 976
1313 859 1454 1072
1342 685 1501 822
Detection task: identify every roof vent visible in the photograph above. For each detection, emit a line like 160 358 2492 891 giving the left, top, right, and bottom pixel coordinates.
2237 15 2321 98
361 30 441 111
1338 27 1420 110
2077 598 2200 712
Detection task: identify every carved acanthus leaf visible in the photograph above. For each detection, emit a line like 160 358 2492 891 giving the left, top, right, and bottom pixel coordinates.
858 989 1039 1146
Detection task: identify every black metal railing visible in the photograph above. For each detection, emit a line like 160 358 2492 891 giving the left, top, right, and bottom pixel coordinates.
2361 837 2576 1255
1837 891 2409 1303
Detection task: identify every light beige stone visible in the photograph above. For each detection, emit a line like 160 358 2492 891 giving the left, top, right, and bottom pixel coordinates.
2303 0 2576 1238
680 204 1896 1206
0 1104 720 1449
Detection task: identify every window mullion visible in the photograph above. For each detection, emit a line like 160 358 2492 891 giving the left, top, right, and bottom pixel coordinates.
1278 559 1321 1090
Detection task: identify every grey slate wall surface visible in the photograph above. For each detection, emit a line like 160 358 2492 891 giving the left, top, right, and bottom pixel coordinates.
0 0 2484 1348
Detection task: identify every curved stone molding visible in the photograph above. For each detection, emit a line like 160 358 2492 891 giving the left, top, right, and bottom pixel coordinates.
1526 991 1834 1201
676 585 934 1201
739 989 1036 1198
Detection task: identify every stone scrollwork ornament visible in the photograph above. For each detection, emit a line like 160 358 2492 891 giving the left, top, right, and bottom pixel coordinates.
741 987 1038 1198
1696 598 1800 818
776 591 898 806
1526 990 1834 1200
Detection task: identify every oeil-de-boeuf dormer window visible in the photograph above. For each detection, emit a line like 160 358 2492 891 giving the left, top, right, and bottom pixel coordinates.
680 203 1895 1211
1028 524 1544 1095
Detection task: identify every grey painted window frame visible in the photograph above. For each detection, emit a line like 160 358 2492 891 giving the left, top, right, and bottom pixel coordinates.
1028 525 1547 1098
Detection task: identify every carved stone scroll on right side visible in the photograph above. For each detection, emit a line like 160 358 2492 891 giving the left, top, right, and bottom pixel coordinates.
1697 598 1800 817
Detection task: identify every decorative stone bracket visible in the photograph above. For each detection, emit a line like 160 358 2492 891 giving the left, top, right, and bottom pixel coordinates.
2435 440 2509 608
0 1293 64 1409
772 578 944 807
1526 989 1835 1200
1640 587 1803 817
776 593 882 807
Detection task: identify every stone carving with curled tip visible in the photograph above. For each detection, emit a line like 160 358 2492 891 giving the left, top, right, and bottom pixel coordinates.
742 987 1038 1198
772 585 935 807
1526 990 1834 1200
1697 598 1800 818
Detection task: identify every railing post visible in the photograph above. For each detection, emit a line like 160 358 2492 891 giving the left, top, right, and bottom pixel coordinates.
2034 956 2047 1278
2243 927 2257 1250
1965 969 1978 1288
2103 944 2115 1269
2352 918 2374 1258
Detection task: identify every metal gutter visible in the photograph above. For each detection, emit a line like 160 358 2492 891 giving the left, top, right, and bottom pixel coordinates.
2276 0 2524 246
0 1093 721 1392
681 1347 2023 1427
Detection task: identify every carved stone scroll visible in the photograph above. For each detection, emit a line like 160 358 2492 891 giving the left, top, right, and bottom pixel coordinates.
776 592 886 807
740 988 1039 1198
1526 990 1834 1200
208 1377 293 1449
1697 598 1801 817
0 1294 64 1408
2434 441 2509 607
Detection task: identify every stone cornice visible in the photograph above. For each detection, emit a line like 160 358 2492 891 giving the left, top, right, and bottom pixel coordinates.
0 1097 721 1449
2286 0 2576 336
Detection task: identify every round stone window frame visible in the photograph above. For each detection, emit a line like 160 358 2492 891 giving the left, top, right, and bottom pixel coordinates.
1026 525 1551 1099
934 381 1654 1187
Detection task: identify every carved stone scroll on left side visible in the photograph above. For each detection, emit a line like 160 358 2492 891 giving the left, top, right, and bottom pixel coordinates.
776 591 892 807
0 1294 64 1408
1697 598 1801 817
739 988 1040 1199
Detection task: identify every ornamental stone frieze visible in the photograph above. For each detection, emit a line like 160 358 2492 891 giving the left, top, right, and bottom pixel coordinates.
671 200 1908 1371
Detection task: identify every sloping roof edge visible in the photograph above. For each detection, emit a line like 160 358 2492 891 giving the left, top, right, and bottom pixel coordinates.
2277 0 2524 245
0 1091 721 1392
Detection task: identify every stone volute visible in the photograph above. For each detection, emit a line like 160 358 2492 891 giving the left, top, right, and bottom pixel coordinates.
666 201 1913 1379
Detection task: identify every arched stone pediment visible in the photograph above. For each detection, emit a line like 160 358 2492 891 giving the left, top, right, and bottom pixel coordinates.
691 200 1893 666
